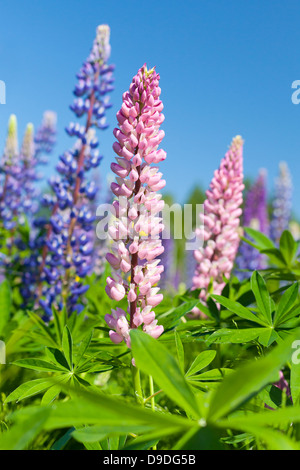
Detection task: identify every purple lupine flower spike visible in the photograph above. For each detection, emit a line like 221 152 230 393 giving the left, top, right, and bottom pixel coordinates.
243 170 269 234
186 242 197 289
34 111 57 164
270 162 292 245
159 231 175 290
37 25 114 317
0 115 22 279
235 170 269 280
19 114 58 305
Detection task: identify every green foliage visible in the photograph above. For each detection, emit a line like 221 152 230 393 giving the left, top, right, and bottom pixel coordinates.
2 228 300 450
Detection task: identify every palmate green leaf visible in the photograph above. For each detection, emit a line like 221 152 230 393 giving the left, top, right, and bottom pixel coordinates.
5 316 35 356
52 307 63 344
251 271 273 325
291 342 300 405
41 384 62 405
260 248 287 267
45 347 71 371
74 331 93 369
0 279 11 336
207 327 265 344
5 379 53 403
27 311 58 348
9 385 193 441
279 230 298 267
124 437 159 451
62 325 73 371
274 283 299 326
72 426 141 444
257 328 279 347
130 329 201 419
187 368 232 383
0 408 51 450
173 425 223 450
211 294 268 327
158 300 200 330
276 304 300 326
230 424 298 450
13 358 68 373
185 350 216 377
83 441 103 450
79 363 114 374
51 428 74 450
207 331 299 422
243 227 275 250
219 406 300 429
218 408 300 450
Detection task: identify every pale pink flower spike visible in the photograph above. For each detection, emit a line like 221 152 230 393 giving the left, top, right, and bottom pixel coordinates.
105 64 166 347
192 136 244 307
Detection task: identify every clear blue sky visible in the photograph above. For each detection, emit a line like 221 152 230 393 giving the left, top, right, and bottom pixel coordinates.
0 0 299 214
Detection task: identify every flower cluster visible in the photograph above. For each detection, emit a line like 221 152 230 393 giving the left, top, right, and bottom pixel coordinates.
38 25 114 317
270 162 292 244
235 170 268 279
192 136 244 301
105 64 166 347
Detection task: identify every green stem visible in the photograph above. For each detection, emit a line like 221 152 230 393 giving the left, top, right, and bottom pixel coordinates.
149 376 157 451
131 364 144 406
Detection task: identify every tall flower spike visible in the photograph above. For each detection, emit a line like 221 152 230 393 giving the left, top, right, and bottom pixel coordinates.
235 170 269 280
18 113 57 306
105 64 166 347
192 136 244 302
270 162 292 245
37 25 114 318
34 111 57 164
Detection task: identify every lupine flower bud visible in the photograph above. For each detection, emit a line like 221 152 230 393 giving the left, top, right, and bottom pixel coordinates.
105 64 165 347
20 123 37 215
192 136 244 302
0 115 22 230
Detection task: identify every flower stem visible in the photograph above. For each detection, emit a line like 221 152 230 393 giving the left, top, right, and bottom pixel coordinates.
149 376 157 450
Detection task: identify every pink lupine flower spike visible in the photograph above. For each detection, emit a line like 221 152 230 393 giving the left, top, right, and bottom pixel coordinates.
193 136 244 306
105 64 166 347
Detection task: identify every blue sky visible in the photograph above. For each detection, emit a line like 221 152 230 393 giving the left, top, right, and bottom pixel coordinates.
0 0 299 214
